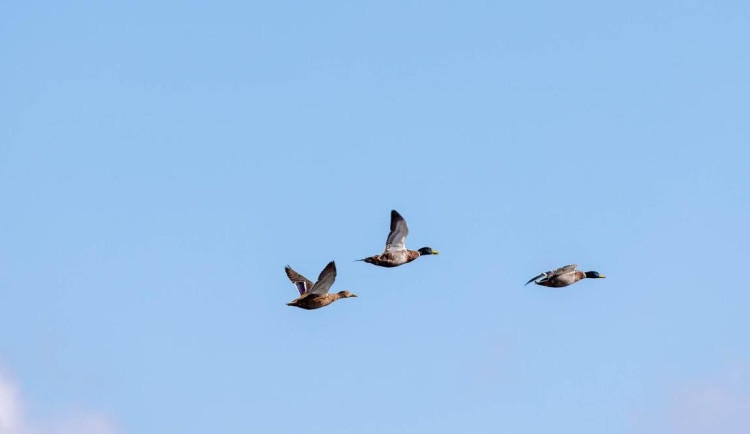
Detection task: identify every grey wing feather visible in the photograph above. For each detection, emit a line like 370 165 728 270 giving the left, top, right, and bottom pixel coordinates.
385 210 409 252
309 261 337 295
525 273 547 286
285 266 314 295
547 264 579 279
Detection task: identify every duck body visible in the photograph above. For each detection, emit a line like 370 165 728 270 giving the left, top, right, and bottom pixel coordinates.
534 270 586 287
525 264 605 288
284 261 357 310
362 250 421 268
287 292 354 310
360 210 438 268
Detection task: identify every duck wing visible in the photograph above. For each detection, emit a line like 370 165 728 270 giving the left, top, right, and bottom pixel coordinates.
525 273 547 286
385 210 409 252
309 261 337 295
285 265 314 295
525 264 578 285
547 264 579 279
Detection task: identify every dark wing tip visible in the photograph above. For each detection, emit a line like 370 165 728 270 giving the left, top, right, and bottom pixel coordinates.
318 260 337 279
525 273 546 286
390 210 406 231
284 265 307 283
284 266 297 283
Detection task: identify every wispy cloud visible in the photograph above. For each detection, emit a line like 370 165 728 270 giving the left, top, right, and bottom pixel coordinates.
0 371 22 433
0 368 121 434
633 362 750 434
666 375 750 434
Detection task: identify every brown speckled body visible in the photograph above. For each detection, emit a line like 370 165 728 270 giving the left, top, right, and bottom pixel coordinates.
363 250 421 268
287 292 353 310
537 270 585 288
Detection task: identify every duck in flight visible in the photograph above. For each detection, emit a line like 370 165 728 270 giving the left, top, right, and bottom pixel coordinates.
284 261 357 309
359 210 438 268
525 264 606 287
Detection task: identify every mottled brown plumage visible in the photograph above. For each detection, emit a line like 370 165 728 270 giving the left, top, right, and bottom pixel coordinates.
535 270 586 287
287 291 358 310
360 210 438 268
525 264 606 288
284 261 357 310
362 250 421 268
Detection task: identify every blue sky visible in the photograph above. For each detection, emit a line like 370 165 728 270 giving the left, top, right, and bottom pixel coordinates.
1 1 749 433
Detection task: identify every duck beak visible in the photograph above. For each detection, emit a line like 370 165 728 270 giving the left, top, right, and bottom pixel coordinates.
432 250 439 255
351 294 358 297
599 275 606 278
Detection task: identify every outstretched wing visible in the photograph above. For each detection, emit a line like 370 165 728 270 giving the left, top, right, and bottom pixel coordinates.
385 210 409 252
309 261 337 295
285 266 314 295
525 272 547 286
547 264 579 279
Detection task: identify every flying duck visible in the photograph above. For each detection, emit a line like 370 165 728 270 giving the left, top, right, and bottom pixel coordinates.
285 261 357 309
525 264 605 287
359 210 438 268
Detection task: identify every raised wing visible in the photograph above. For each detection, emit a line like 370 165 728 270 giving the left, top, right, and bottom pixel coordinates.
385 210 409 252
285 265 314 295
548 264 579 279
309 261 337 295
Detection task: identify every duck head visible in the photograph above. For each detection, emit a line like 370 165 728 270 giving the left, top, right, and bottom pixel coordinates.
418 247 439 256
584 271 606 279
337 291 358 298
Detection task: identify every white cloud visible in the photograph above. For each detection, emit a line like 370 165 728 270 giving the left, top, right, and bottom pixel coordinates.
666 378 750 434
0 372 22 433
0 368 121 434
632 362 750 434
